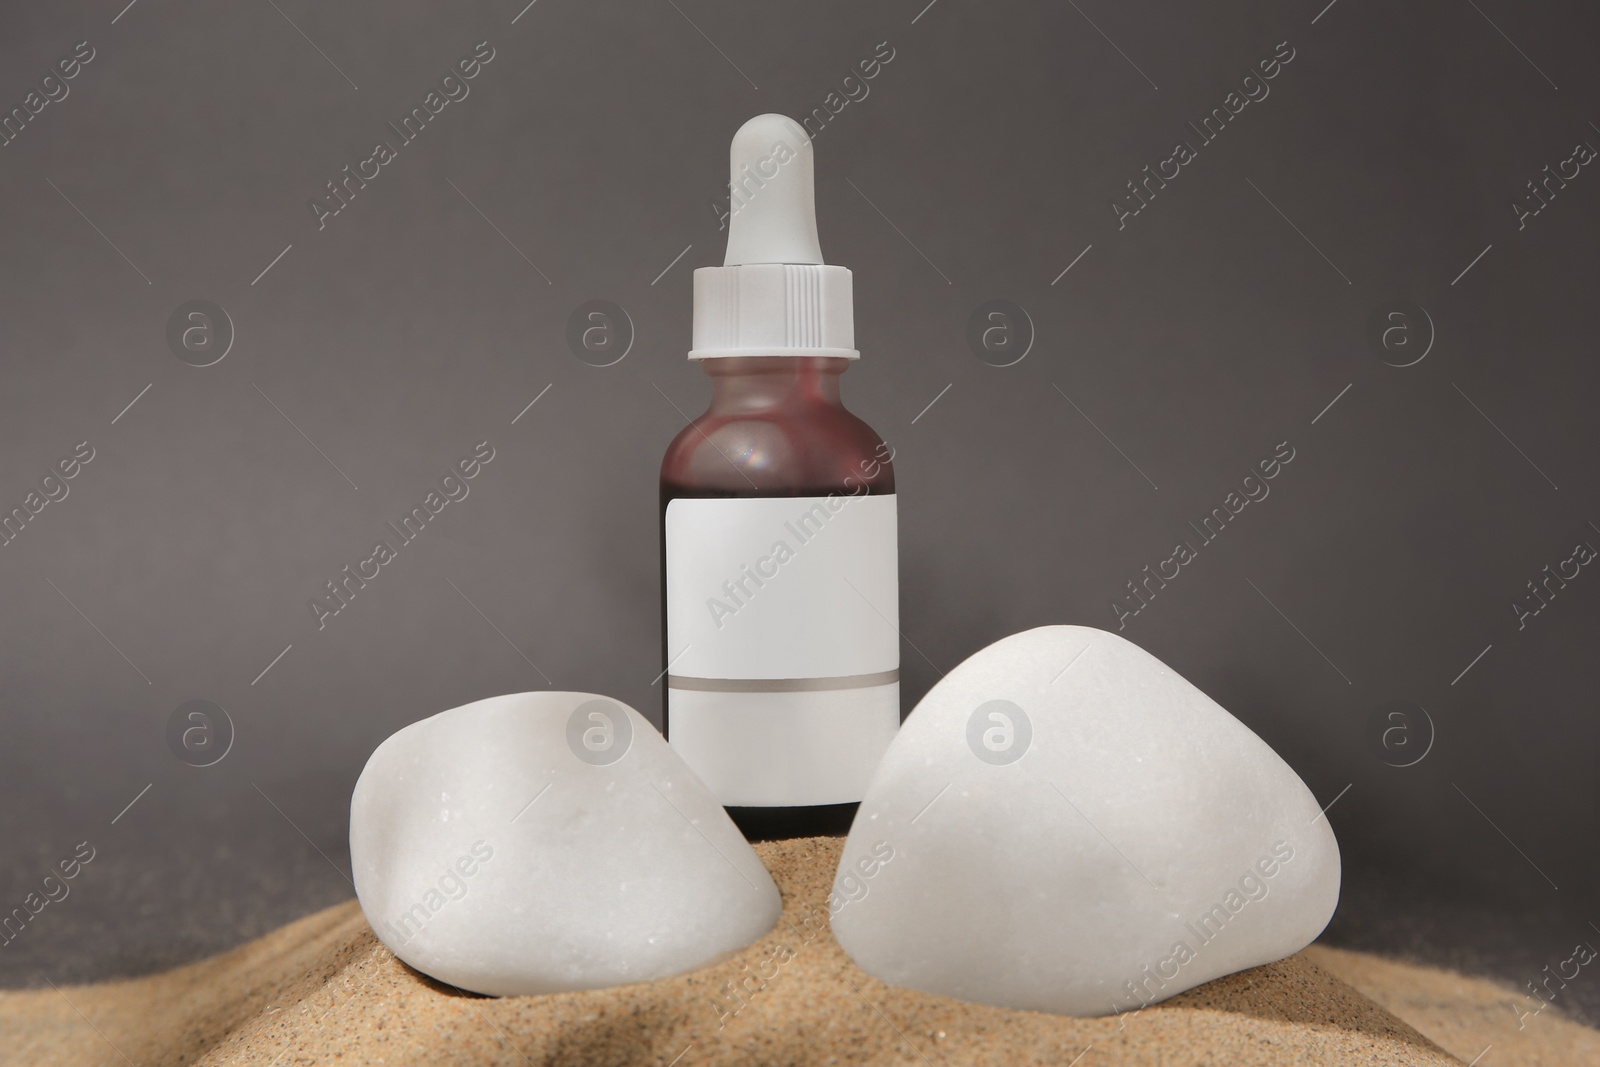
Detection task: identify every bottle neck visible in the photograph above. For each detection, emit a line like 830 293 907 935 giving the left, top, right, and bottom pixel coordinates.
698 356 849 412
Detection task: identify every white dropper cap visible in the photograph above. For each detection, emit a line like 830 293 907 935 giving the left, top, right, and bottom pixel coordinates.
723 114 823 265
689 114 857 360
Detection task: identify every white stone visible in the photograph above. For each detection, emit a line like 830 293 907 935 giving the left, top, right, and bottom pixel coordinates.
830 625 1340 1017
350 691 781 997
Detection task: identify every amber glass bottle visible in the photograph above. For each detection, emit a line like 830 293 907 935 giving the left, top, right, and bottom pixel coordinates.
660 113 901 839
661 356 896 839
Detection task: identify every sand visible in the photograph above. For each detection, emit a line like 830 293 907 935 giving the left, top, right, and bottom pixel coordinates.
1307 943 1600 1067
2 837 1590 1066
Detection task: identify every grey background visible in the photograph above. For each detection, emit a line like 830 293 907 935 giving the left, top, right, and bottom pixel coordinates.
1 0 1597 1023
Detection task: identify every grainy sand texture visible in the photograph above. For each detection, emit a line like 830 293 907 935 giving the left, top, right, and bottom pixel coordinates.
1307 943 1600 1067
3 837 1590 1066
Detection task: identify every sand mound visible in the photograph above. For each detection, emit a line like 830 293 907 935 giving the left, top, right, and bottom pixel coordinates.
2 837 1564 1066
1308 943 1600 1067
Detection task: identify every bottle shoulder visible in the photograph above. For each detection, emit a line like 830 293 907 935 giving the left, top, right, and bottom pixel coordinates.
661 402 895 497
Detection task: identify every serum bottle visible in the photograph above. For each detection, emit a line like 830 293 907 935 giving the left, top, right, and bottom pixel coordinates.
661 114 900 839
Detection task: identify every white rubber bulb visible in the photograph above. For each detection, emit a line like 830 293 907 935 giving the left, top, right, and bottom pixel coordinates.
723 114 823 266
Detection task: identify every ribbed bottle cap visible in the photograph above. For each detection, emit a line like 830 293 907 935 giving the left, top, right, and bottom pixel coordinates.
689 114 857 360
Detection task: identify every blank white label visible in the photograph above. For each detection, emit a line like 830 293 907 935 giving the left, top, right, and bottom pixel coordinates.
665 493 899 806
